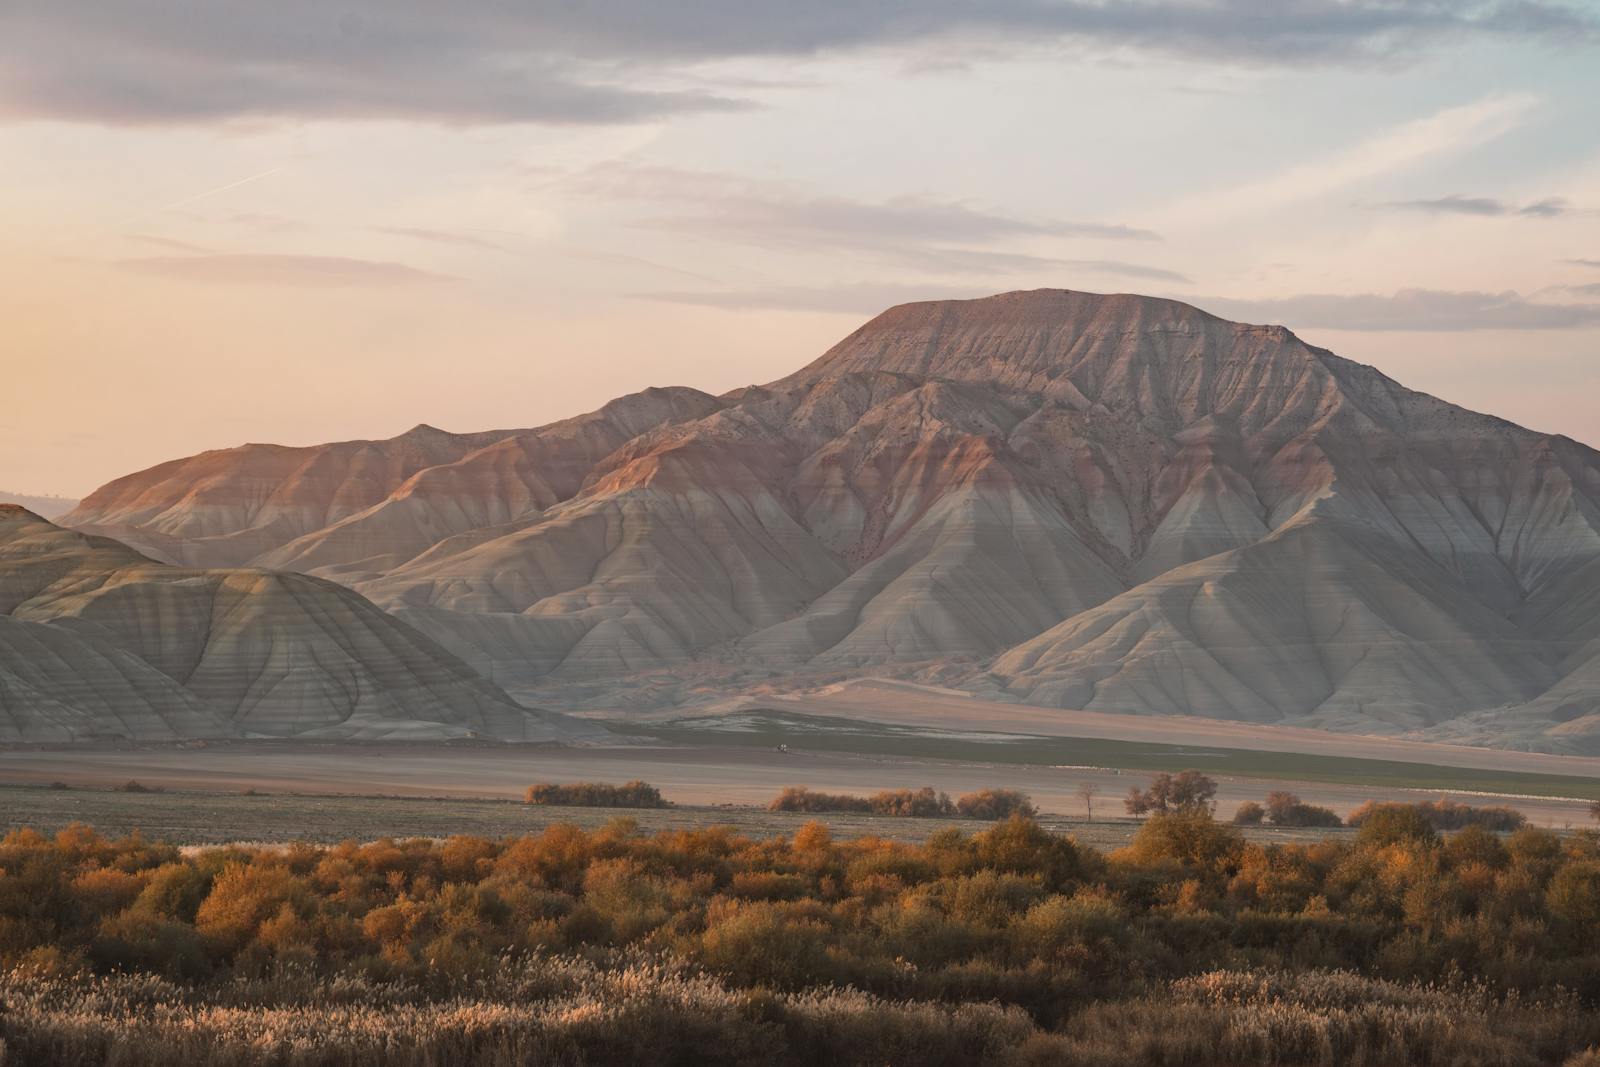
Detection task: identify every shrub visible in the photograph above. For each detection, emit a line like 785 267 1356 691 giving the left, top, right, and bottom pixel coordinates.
1263 791 1343 828
1347 799 1526 833
1548 861 1600 931
193 863 305 955
523 781 668 809
1350 804 1439 848
768 787 871 814
115 780 155 794
956 790 1037 820
870 788 954 818
1121 809 1243 875
767 786 955 817
1232 801 1265 825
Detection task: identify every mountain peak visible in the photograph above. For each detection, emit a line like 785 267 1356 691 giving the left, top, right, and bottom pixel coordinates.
782 289 1300 393
773 288 1319 434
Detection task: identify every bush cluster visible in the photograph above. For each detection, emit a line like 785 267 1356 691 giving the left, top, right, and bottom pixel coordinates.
768 786 1034 819
1348 798 1527 833
524 781 668 808
5 802 1600 1065
955 790 1038 820
1263 791 1344 828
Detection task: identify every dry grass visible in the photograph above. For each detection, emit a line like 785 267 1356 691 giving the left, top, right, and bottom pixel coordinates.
0 955 1034 1067
3 964 1595 1067
1025 970 1600 1066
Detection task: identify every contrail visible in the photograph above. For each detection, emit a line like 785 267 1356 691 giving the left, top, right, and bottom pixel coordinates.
125 167 286 222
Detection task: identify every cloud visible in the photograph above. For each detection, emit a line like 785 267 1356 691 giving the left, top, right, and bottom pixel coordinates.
1159 94 1539 221
4 2 1592 126
1054 259 1191 284
914 248 1191 282
125 234 214 254
1204 288 1600 331
637 283 991 314
1568 258 1600 269
117 253 454 286
1382 193 1573 216
588 164 1159 247
578 164 1165 280
1518 197 1572 217
374 227 510 252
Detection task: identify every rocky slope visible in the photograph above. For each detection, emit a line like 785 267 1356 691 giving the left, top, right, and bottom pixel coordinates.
62 291 1600 752
0 506 589 742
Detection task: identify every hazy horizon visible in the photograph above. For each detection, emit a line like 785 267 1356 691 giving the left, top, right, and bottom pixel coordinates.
6 2 1600 497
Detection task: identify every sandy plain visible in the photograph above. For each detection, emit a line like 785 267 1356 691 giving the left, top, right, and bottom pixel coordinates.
2 735 1596 832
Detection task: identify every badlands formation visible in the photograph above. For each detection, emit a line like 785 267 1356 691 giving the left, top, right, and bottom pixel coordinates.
55 290 1600 753
0 506 588 742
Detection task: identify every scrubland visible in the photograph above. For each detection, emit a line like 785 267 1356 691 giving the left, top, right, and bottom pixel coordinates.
3 803 1600 1065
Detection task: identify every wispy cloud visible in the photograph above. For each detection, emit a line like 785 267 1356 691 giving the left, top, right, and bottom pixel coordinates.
117 253 454 287
1569 258 1600 269
578 163 1172 283
1381 193 1573 217
637 283 990 314
586 164 1159 247
6 2 1591 127
1161 94 1539 222
374 227 510 252
1519 197 1572 218
913 248 1192 282
378 223 721 282
125 234 214 254
1205 288 1600 331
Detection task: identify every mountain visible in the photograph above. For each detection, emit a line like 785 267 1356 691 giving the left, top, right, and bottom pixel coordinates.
0 505 590 742
62 290 1600 752
0 492 78 520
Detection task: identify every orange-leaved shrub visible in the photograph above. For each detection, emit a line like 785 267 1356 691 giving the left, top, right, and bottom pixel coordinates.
524 781 668 808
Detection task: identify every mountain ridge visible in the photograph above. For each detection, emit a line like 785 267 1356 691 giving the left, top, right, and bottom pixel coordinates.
55 290 1600 752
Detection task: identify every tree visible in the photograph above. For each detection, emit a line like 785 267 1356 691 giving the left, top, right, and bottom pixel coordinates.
1124 771 1217 816
1590 799 1600 825
1232 801 1265 825
1077 782 1100 822
1125 785 1151 816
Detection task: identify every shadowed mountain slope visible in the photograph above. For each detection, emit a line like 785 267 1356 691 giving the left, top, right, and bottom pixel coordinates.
60 291 1600 752
0 506 590 742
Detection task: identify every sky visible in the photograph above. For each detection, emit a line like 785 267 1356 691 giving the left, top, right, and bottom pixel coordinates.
3 1 1599 497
